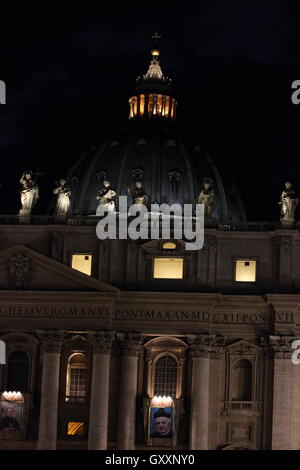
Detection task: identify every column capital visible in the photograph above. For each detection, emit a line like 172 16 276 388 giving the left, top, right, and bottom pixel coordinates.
37 330 65 354
87 330 115 354
188 334 224 358
262 335 298 359
117 332 143 357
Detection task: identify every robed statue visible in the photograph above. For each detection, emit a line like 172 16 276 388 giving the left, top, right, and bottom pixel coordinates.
19 171 39 212
53 178 72 215
96 180 116 212
197 177 214 218
127 180 149 206
279 182 299 222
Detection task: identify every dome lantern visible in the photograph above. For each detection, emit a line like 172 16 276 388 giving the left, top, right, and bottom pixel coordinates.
129 33 177 121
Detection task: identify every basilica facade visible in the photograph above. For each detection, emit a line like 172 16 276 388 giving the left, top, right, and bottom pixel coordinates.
0 42 300 451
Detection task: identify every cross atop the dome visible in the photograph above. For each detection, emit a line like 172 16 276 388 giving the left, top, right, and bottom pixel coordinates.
151 32 162 41
150 33 162 58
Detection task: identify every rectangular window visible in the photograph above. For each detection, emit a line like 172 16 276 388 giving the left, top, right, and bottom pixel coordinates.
153 257 184 279
67 422 84 436
235 260 256 282
71 254 92 276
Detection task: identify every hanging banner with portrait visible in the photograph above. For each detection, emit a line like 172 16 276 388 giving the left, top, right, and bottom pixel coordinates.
0 392 24 439
144 396 176 447
150 406 174 438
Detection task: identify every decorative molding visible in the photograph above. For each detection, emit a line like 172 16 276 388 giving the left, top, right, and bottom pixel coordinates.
188 334 224 358
63 334 90 353
255 336 274 359
8 252 31 288
226 422 254 443
130 168 144 182
267 335 298 359
227 340 259 356
257 335 300 359
146 346 186 363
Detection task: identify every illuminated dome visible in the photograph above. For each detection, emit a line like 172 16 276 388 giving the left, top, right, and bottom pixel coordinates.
67 40 246 222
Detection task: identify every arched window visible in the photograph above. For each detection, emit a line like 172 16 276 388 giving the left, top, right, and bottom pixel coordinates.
154 355 178 398
139 94 145 116
148 94 154 117
65 354 87 403
231 359 252 401
156 94 163 115
7 351 29 393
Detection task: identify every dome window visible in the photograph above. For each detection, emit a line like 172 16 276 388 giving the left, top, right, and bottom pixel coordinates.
148 94 154 117
139 94 145 116
135 138 147 151
164 97 170 118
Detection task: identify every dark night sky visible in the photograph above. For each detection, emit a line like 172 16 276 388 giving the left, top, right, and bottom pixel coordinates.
0 3 300 220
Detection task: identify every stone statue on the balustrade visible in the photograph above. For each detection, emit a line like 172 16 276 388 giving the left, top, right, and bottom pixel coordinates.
197 177 214 218
279 181 299 223
127 180 149 207
19 170 39 213
96 180 116 212
53 178 72 215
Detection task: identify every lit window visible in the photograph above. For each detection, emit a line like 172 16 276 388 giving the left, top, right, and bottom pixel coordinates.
71 254 92 276
148 94 154 116
170 98 175 119
156 94 162 115
139 94 145 116
133 96 138 116
153 95 157 115
129 97 133 118
235 260 256 282
154 355 178 398
153 258 184 279
66 354 87 403
67 422 84 436
164 97 170 117
162 242 176 250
